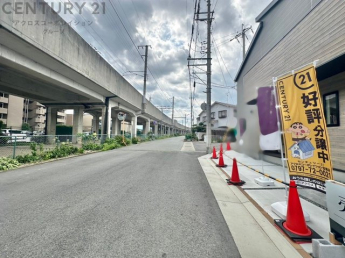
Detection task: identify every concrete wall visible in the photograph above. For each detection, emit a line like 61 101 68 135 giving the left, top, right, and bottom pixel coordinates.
236 0 345 160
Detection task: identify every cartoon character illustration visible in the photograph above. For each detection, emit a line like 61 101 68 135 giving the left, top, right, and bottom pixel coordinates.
287 122 311 143
287 122 315 160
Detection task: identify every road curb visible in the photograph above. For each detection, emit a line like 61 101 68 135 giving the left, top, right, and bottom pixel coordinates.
198 155 310 258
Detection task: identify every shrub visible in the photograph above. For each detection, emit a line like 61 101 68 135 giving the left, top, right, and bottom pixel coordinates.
102 142 121 151
132 137 139 144
147 131 155 141
0 157 20 170
82 143 102 151
114 135 130 146
185 133 197 141
16 154 39 163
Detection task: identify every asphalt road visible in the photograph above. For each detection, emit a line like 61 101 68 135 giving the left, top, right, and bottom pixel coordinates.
0 136 240 258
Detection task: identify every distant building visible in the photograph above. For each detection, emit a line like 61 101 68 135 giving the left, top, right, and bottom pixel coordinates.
0 92 66 132
23 100 46 132
0 93 24 129
196 101 237 141
65 113 94 132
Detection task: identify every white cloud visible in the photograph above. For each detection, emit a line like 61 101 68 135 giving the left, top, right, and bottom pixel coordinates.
47 0 272 124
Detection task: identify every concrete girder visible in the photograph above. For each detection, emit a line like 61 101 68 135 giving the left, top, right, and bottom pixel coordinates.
0 44 104 103
0 67 86 102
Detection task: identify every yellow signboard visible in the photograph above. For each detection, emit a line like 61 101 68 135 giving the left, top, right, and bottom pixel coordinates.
276 65 333 193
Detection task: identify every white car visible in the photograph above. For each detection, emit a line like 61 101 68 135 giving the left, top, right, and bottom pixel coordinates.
1 129 32 143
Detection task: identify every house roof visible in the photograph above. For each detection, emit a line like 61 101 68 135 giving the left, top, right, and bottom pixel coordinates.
197 101 236 117
289 140 315 153
234 0 282 82
255 0 281 22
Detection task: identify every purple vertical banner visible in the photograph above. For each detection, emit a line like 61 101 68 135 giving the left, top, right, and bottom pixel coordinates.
257 87 278 135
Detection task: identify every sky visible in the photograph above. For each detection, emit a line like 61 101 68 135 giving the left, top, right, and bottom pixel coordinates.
46 0 272 125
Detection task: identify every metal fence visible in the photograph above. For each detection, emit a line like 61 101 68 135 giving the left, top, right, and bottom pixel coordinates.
0 133 175 159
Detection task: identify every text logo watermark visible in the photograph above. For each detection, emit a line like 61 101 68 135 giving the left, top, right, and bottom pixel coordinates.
1 1 106 15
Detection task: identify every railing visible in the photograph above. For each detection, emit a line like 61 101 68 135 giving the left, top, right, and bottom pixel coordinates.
0 133 180 158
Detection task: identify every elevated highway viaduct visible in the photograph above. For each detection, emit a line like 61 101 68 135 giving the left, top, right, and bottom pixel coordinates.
0 0 188 139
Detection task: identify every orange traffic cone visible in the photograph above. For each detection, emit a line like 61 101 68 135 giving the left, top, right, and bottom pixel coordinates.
284 181 311 236
216 151 227 168
226 142 231 151
211 146 218 159
274 180 321 242
227 158 245 185
219 144 223 154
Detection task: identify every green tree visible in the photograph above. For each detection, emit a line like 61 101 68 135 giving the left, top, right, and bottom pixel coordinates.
192 122 206 133
21 123 31 131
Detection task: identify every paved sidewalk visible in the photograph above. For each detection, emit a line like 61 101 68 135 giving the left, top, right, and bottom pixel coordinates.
198 150 322 258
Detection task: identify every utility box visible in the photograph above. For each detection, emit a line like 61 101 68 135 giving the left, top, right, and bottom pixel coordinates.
326 180 345 245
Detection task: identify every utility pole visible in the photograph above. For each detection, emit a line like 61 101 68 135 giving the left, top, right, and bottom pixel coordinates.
206 0 212 154
229 24 253 60
172 96 175 134
242 24 245 60
191 81 195 131
187 0 212 152
138 45 151 113
185 114 187 131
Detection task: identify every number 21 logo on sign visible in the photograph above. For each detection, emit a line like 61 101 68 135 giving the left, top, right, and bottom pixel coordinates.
293 69 315 90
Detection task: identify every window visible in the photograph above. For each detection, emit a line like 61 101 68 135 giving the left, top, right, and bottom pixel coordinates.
202 116 206 122
218 110 227 118
323 92 339 127
211 112 215 119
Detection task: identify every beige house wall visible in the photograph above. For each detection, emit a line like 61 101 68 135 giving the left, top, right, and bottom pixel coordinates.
319 71 345 169
236 0 345 168
242 0 345 102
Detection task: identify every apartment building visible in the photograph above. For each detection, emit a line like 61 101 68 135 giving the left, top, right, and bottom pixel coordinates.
23 100 47 132
0 92 66 132
0 93 24 129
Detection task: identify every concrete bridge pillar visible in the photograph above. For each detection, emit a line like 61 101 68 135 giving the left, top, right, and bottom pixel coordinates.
72 107 84 143
167 127 170 135
101 105 112 138
131 115 137 138
111 118 116 136
46 107 57 143
144 118 151 135
92 115 100 134
112 116 119 136
154 123 158 136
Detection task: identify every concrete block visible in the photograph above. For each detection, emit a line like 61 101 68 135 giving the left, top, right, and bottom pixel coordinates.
271 201 310 221
312 239 345 258
255 177 275 187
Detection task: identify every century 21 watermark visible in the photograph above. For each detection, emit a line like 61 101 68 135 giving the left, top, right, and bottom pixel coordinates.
1 1 106 15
